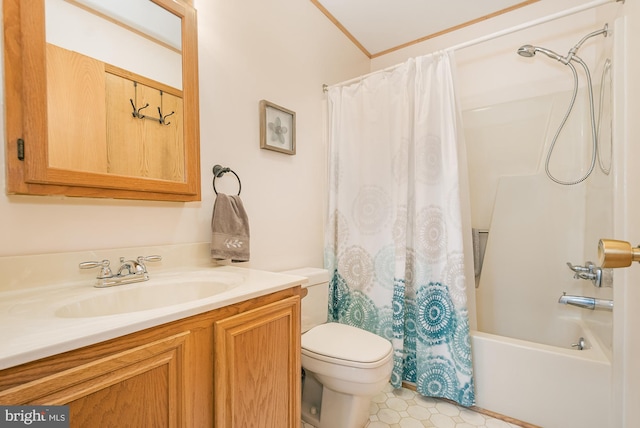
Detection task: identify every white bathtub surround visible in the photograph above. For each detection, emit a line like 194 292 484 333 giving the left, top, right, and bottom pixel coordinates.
462 23 615 425
462 10 616 343
325 50 476 407
467 143 613 428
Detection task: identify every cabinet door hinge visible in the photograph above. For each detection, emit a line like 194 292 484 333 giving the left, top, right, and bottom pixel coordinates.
17 138 24 160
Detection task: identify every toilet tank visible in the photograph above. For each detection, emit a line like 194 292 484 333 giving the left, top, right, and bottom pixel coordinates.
281 267 330 333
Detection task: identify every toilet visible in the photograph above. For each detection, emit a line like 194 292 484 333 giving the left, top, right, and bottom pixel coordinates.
282 268 393 428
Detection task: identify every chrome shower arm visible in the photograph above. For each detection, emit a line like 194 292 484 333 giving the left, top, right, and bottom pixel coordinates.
568 24 608 58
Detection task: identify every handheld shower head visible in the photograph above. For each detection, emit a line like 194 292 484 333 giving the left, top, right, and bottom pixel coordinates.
517 45 567 63
518 25 608 65
517 45 536 57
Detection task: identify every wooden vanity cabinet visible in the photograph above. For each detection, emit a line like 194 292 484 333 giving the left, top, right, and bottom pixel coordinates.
0 287 302 428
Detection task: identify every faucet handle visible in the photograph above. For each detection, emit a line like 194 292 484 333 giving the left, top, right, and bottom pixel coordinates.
79 259 113 279
136 255 162 272
567 262 589 273
567 261 606 286
138 255 162 263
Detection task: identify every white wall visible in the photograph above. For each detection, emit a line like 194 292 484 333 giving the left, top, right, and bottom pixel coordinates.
0 0 369 273
461 32 615 347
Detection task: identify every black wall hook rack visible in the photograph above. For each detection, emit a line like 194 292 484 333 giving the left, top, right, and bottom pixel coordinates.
129 82 174 126
212 165 242 195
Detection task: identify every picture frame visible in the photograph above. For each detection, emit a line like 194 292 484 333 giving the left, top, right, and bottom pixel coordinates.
259 100 296 155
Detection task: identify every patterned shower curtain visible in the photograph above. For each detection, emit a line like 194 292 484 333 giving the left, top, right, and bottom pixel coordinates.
324 51 475 406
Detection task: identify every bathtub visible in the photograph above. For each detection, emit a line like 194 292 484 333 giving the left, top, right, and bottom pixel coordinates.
471 319 611 428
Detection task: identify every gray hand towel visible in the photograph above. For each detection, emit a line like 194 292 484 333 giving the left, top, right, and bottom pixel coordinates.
211 193 250 262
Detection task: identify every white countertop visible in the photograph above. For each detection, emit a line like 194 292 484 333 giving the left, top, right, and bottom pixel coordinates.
0 266 306 370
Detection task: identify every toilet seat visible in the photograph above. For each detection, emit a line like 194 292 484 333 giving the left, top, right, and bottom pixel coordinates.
302 322 393 369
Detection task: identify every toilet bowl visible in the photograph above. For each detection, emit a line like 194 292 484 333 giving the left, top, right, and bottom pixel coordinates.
282 268 394 428
302 322 393 428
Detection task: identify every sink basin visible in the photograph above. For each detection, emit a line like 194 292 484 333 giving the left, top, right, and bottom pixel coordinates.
55 277 239 318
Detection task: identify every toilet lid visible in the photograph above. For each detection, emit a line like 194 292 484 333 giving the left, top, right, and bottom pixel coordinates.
301 322 392 363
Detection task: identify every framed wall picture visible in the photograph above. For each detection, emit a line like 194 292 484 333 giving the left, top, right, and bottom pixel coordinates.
260 100 296 155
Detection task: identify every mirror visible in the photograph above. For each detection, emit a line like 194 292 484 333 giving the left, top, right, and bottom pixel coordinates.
4 0 201 201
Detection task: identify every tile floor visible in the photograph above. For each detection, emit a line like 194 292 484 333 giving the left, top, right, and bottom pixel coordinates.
301 384 527 428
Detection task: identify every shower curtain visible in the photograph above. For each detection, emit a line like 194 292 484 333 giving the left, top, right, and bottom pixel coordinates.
324 51 475 406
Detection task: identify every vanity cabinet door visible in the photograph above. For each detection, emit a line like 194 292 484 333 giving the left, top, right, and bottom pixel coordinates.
0 332 190 428
214 295 301 428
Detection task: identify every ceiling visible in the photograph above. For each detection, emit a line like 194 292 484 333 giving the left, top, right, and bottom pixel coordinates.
311 0 540 58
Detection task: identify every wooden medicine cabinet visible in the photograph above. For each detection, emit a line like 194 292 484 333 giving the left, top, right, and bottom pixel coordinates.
3 0 201 201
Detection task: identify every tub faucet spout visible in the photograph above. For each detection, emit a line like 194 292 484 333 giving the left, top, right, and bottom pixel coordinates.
558 292 613 311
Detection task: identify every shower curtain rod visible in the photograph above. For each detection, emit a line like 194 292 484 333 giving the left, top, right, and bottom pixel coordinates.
322 0 621 93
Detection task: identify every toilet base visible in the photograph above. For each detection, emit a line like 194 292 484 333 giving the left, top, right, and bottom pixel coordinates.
301 374 372 428
320 387 371 428
301 373 322 426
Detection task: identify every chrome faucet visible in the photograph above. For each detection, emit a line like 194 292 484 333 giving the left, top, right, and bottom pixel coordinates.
566 261 612 287
558 292 613 311
80 255 162 288
117 257 146 276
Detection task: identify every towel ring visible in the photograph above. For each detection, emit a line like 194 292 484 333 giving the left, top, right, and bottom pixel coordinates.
212 165 241 195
